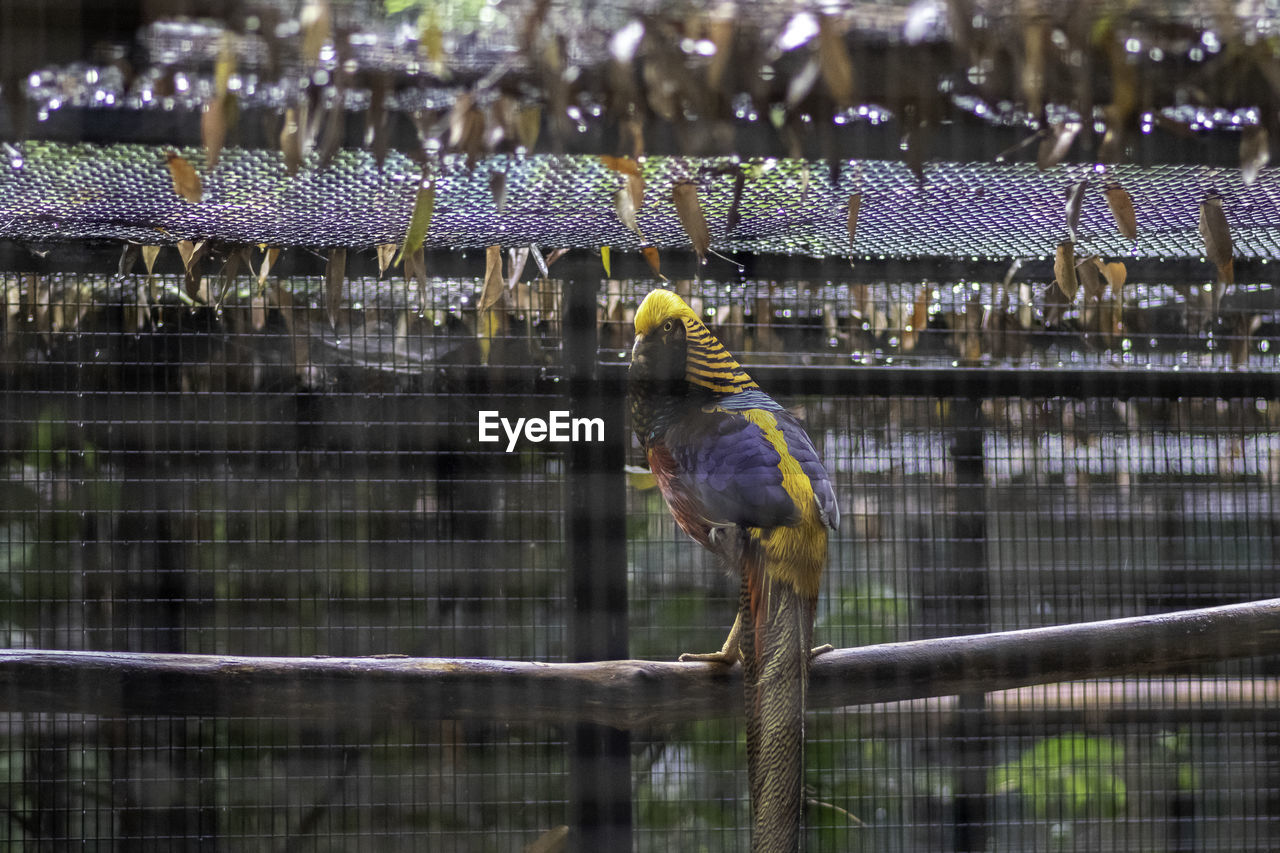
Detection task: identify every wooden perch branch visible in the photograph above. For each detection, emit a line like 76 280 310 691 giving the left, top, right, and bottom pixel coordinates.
1 598 1277 729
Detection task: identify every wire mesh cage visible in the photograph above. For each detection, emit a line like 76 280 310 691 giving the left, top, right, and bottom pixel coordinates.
3 1 1280 851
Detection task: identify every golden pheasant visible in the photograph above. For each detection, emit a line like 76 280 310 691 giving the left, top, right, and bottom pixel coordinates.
628 289 839 852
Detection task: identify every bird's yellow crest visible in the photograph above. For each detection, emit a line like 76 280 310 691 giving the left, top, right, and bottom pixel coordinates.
634 289 758 394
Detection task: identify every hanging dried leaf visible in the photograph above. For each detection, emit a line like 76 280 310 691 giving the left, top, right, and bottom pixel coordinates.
300 0 332 67
395 176 435 265
367 71 390 168
376 243 397 278
620 116 644 160
448 93 486 165
545 248 569 268
1021 20 1048 118
280 107 303 175
1077 253 1104 302
1241 125 1270 186
529 244 549 279
1064 180 1086 242
900 286 931 352
847 193 861 249
516 105 541 151
672 181 711 264
251 291 268 330
118 243 141 276
1037 120 1081 170
623 465 657 491
1054 241 1078 302
201 94 235 170
176 239 204 272
642 245 667 281
705 12 734 93
404 246 427 291
726 169 746 235
257 247 281 288
817 14 855 110
477 306 507 366
1199 196 1234 284
600 155 640 176
325 247 346 328
1094 257 1127 293
601 245 611 277
165 151 203 203
1104 184 1137 241
490 170 507 213
141 246 161 275
613 186 642 238
479 245 506 311
506 246 530 290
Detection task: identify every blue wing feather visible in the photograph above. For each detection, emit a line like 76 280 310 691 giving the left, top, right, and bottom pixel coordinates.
661 391 838 532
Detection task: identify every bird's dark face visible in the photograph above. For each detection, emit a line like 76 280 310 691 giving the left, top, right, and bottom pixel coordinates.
630 316 688 388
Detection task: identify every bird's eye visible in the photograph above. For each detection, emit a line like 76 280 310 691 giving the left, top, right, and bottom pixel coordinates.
662 320 674 332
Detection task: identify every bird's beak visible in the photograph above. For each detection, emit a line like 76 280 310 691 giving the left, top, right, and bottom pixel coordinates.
631 333 646 364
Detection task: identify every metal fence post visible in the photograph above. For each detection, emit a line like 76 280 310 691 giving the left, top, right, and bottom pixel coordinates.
563 277 632 851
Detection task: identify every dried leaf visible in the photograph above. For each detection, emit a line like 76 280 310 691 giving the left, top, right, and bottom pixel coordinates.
490 170 507 213
404 246 427 291
1077 253 1104 302
601 245 611 277
251 292 268 330
325 247 346 328
625 172 644 210
165 151 203 203
1064 180 1086 242
529 244 549 279
300 0 332 67
1241 125 1270 186
176 239 205 272
1037 120 1081 170
600 155 641 176
141 245 161 275
257 247 281 287
672 180 711 264
376 243 397 278
118 243 140 276
1199 196 1234 284
1094 257 1127 293
1021 20 1048 118
613 185 642 238
506 247 530 289
479 245 506 311
901 285 931 352
448 93 486 164
817 14 855 109
1054 241 1078 302
280 107 303 175
642 245 667 281
1104 184 1137 241
545 248 569 267
726 169 746 235
395 176 435 266
847 193 861 249
623 465 657 491
201 95 234 170
516 105 541 151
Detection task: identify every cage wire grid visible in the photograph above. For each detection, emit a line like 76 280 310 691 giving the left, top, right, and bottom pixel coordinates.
4 271 1280 849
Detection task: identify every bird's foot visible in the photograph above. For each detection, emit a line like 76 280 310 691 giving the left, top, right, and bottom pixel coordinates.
809 644 835 661
678 648 740 665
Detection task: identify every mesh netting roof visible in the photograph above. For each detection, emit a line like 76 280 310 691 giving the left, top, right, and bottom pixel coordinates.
0 142 1277 262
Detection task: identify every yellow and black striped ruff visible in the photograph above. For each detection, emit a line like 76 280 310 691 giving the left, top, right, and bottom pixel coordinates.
634 289 758 395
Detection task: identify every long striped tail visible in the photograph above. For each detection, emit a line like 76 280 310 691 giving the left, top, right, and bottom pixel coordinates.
740 544 813 853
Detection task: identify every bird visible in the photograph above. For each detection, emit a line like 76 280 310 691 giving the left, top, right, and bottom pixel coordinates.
628 288 839 852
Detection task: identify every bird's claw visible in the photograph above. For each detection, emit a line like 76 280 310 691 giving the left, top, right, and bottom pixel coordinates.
679 649 740 665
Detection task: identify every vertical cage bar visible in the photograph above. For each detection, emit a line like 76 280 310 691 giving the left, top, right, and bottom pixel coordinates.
562 277 632 851
949 396 991 853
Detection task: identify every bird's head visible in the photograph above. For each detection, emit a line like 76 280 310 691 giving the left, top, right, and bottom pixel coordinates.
630 289 757 395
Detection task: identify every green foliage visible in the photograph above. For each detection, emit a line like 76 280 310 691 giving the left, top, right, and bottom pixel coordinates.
819 582 913 647
991 734 1127 820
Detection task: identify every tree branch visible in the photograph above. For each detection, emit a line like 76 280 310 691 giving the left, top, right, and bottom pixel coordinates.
0 598 1277 729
